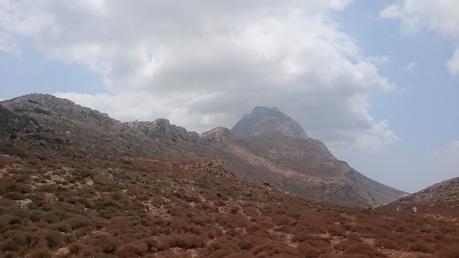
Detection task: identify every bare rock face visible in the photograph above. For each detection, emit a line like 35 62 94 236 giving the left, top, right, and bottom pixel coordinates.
0 104 40 134
126 119 199 143
231 106 308 139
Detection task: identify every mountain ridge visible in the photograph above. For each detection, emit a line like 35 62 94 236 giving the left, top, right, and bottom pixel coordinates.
0 94 405 207
1 93 458 257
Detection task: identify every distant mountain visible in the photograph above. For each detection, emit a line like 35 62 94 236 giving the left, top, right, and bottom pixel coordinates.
231 106 308 139
205 107 406 207
388 177 459 216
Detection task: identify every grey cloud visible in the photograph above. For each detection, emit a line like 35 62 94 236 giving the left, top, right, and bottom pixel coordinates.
7 0 396 151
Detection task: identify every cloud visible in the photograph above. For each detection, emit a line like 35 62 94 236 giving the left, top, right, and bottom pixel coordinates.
381 0 459 76
0 32 17 54
4 0 397 151
447 49 459 75
0 0 18 54
403 62 417 72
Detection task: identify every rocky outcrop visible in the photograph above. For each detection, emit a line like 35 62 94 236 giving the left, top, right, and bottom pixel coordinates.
126 119 200 143
0 104 41 134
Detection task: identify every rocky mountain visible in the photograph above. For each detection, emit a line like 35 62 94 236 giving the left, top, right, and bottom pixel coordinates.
0 94 215 160
0 104 41 135
387 177 459 216
204 108 405 207
0 95 404 207
231 106 308 139
0 94 458 258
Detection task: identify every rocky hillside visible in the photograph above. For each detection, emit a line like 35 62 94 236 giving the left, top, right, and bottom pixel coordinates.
0 94 215 160
0 94 458 257
204 108 405 207
0 95 404 207
387 177 459 217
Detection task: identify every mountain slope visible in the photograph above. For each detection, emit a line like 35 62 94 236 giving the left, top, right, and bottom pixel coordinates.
0 98 458 257
205 107 405 207
0 95 404 207
387 177 459 216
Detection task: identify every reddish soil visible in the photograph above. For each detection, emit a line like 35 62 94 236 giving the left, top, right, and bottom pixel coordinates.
0 154 458 258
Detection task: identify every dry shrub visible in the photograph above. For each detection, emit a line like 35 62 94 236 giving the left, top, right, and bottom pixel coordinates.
62 216 92 230
0 158 8 169
28 247 52 258
346 232 361 242
435 244 459 258
296 242 320 257
209 249 235 258
68 243 82 254
335 240 360 251
328 225 345 237
286 207 302 220
207 236 240 253
92 234 119 254
309 238 331 252
293 229 311 242
375 238 401 250
115 240 149 258
230 213 250 228
43 230 65 249
226 251 256 258
299 212 326 226
244 207 259 217
344 243 380 257
0 155 15 169
252 240 294 256
408 241 432 253
238 239 253 250
271 214 290 226
168 233 204 249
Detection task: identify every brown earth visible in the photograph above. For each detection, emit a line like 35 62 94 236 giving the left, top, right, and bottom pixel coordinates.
0 154 458 258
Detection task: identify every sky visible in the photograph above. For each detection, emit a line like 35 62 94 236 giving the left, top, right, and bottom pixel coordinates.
0 0 457 193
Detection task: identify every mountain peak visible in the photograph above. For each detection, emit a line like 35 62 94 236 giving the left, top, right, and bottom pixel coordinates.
231 106 308 139
252 106 281 113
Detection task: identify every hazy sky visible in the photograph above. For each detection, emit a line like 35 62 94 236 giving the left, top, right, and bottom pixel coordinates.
0 0 457 192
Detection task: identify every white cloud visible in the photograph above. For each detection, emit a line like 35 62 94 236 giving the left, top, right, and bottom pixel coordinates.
4 0 397 151
403 62 417 72
381 0 459 76
0 0 18 54
0 32 17 54
447 49 459 75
